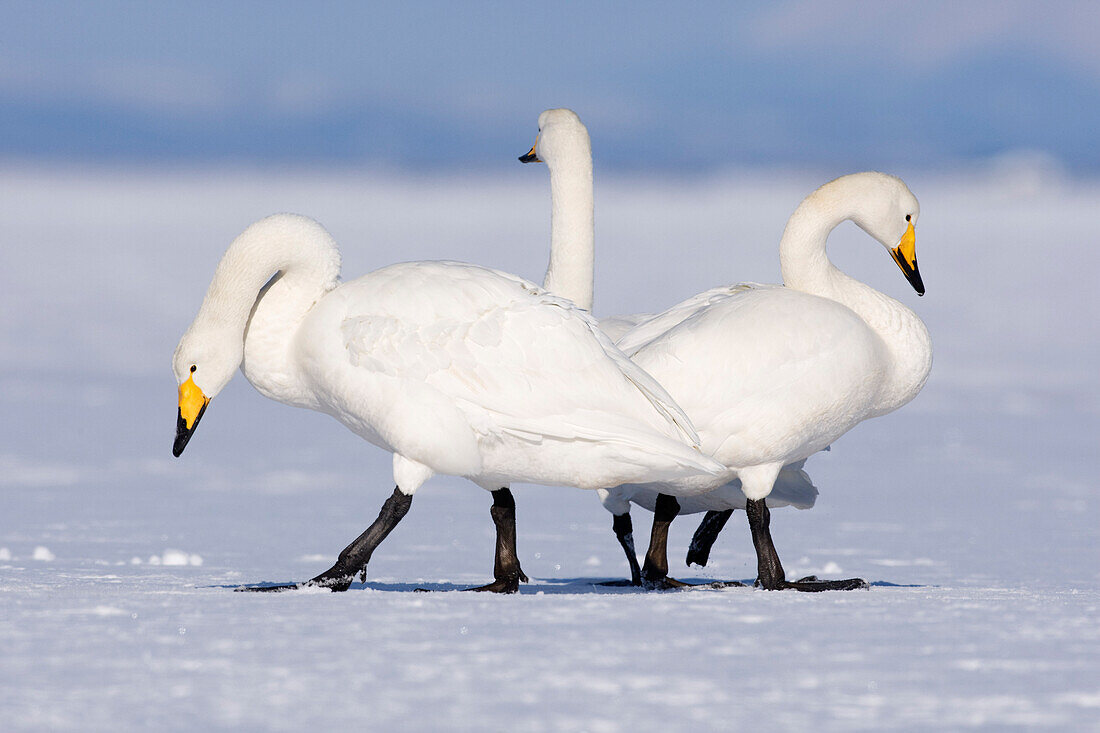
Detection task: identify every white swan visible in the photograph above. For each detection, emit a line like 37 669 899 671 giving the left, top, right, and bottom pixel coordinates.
521 108 818 584
608 172 931 590
171 214 726 591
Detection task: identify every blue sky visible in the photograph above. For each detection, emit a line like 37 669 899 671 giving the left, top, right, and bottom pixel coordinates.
3 1 1098 172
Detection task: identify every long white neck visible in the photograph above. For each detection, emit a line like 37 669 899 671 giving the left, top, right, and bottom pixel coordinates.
779 181 932 415
186 215 341 403
542 142 594 311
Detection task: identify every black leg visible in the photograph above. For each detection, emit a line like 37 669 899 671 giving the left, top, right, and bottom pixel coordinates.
466 488 528 594
686 509 734 567
606 495 743 592
746 498 786 588
239 487 412 592
640 494 691 589
636 495 744 590
746 498 867 592
596 513 645 587
613 513 643 586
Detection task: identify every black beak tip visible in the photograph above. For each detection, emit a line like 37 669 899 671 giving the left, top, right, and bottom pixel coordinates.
895 253 925 297
910 270 926 296
173 416 192 457
518 152 537 164
173 403 206 457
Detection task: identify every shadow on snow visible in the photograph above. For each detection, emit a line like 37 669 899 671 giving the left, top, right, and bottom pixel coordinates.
209 577 932 594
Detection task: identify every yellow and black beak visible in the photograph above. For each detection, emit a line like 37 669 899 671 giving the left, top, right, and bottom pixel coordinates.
518 135 540 164
889 222 924 296
173 375 210 457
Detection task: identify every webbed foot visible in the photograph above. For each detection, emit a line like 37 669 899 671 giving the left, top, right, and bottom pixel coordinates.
758 574 869 592
641 574 745 591
464 568 528 594
235 569 355 593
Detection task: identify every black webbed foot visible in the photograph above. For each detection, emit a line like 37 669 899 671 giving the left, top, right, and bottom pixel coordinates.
235 582 300 593
236 486 413 594
464 488 528 594
642 573 745 591
746 497 868 592
757 575 869 592
464 570 527 594
642 573 690 591
235 568 355 593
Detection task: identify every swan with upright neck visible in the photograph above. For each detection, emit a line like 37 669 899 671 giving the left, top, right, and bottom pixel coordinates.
172 214 726 591
610 172 931 590
521 108 822 584
523 117 930 589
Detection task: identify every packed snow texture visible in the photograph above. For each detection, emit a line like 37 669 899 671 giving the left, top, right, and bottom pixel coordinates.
0 165 1097 731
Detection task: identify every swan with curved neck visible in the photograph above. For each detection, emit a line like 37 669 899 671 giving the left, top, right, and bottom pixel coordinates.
172 214 726 592
612 171 931 590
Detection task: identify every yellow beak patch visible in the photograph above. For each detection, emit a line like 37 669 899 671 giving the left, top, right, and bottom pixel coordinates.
178 375 209 430
892 222 917 271
889 222 925 295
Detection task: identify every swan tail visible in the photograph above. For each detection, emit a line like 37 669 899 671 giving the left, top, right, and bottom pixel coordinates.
764 460 819 510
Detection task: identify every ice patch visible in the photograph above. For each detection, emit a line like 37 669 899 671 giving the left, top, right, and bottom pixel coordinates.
0 547 10 561
584 555 601 567
33 546 55 561
147 550 203 566
298 554 330 563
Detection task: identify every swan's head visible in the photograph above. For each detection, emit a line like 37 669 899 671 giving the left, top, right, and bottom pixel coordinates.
519 108 590 167
843 172 924 296
171 326 242 457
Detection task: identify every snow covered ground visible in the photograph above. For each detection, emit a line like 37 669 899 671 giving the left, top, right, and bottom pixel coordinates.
1 164 1097 731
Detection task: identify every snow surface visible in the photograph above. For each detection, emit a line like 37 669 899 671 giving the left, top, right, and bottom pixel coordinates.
1 165 1097 731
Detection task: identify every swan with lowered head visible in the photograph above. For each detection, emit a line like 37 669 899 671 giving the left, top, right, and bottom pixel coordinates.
172 214 726 591
521 108 820 585
608 171 932 590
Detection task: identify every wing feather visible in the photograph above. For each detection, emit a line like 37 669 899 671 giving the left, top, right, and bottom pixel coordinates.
331 262 723 479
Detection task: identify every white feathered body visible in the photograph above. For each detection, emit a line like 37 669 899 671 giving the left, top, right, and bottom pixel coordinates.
236 251 723 493
608 274 930 502
623 285 883 467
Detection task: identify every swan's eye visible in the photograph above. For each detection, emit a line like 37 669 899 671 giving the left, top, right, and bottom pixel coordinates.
190 365 197 373
905 214 911 222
